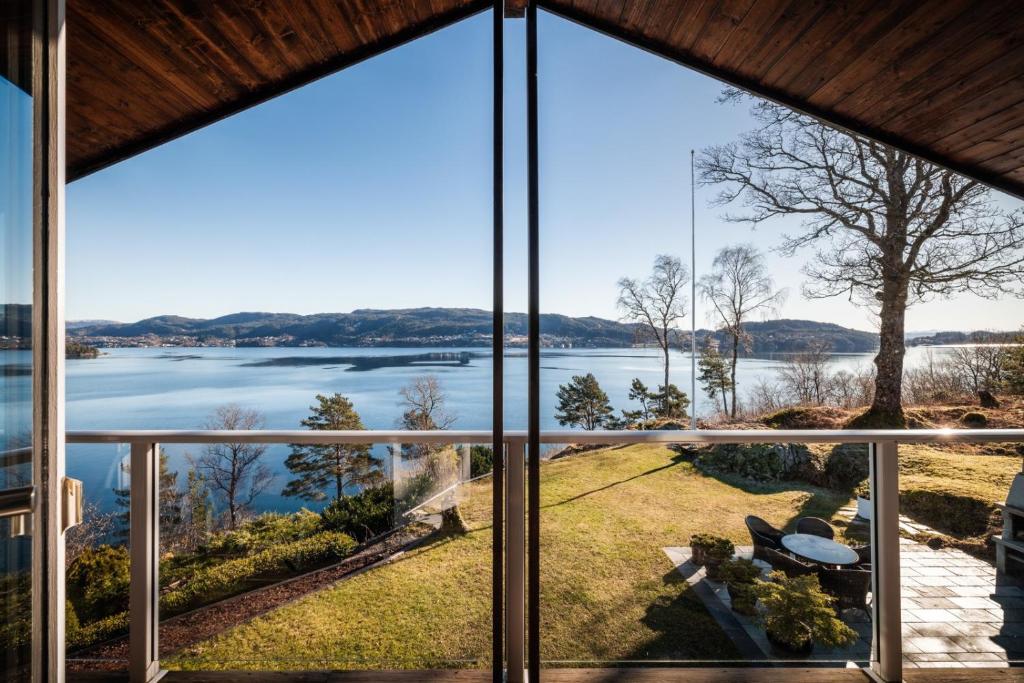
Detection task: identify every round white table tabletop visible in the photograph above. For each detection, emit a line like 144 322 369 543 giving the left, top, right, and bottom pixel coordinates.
781 533 859 566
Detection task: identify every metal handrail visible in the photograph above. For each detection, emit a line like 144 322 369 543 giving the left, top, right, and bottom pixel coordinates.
63 427 1024 683
66 427 1024 445
0 485 34 518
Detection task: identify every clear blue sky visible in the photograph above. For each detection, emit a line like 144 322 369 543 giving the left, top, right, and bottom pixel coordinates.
66 10 1023 333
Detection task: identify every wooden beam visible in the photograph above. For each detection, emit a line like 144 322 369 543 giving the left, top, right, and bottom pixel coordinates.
505 0 527 18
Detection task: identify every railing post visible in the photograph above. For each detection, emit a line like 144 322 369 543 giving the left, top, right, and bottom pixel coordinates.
505 438 525 683
130 442 163 683
869 440 902 682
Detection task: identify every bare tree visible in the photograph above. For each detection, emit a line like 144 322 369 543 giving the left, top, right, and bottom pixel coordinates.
699 244 785 418
191 405 273 530
699 92 1024 425
829 366 875 409
744 377 786 416
778 342 833 406
399 376 456 432
946 344 1006 395
617 255 689 412
396 376 466 533
65 502 118 566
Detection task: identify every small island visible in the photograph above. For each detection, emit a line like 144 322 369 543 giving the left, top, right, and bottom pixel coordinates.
66 340 100 359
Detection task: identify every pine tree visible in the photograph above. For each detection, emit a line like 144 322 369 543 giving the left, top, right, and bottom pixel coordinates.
283 393 384 503
554 373 614 430
651 383 690 420
627 378 654 423
186 468 212 547
698 342 734 415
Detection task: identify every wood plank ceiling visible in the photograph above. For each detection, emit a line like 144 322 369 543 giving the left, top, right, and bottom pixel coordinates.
541 0 1024 199
66 0 489 179
66 0 1024 198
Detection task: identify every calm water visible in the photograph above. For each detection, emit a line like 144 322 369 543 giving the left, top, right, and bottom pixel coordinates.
1 345 948 515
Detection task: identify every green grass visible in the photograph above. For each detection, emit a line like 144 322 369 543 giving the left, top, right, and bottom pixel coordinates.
897 444 1020 503
170 443 852 670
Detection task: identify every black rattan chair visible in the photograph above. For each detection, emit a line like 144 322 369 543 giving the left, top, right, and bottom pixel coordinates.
818 565 871 610
852 544 871 566
762 547 816 578
796 516 835 540
745 515 785 561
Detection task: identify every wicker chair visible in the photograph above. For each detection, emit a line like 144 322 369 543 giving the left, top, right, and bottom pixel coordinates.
745 515 785 561
796 516 835 539
852 544 872 566
762 547 816 578
818 565 872 610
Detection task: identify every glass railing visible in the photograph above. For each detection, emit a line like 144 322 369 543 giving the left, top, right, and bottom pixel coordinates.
63 427 1024 681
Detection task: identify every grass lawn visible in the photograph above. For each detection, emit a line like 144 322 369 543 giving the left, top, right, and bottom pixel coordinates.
170 443 852 670
897 443 1021 503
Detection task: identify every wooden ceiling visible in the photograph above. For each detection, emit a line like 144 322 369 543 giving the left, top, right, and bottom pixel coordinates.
66 0 1024 198
542 0 1024 199
66 0 488 180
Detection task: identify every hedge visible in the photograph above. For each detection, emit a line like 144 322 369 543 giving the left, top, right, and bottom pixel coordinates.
68 530 356 651
161 530 356 613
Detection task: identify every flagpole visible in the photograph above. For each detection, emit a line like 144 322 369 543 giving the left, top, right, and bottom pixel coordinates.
690 149 697 430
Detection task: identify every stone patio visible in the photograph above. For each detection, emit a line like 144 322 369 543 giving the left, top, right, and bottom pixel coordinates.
664 537 1024 669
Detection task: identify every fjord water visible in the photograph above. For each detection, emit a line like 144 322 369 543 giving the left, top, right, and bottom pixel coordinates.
3 345 942 516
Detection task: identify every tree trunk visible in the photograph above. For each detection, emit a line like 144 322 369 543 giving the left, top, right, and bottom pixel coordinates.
730 332 739 419
662 342 670 415
866 277 909 426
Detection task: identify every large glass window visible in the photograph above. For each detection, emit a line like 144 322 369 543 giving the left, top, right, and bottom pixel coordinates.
0 1 35 679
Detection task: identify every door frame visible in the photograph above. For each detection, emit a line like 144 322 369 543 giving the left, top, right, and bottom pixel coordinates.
30 0 66 680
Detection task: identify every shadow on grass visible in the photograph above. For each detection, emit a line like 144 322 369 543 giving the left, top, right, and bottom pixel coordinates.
541 452 689 510
619 569 741 663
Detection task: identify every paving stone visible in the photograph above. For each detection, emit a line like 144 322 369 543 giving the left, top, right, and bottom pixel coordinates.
951 651 1007 662
906 636 968 653
916 566 954 577
949 596 1001 610
907 652 957 662
951 622 1002 637
908 623 962 638
952 635 1009 653
914 576 961 587
949 585 998 597
948 609 1003 623
910 608 961 622
914 597 958 609
913 586 955 598
914 661 966 668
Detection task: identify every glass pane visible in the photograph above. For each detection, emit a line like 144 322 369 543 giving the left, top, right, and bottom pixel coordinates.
0 1 35 679
899 439 1024 670
535 10 879 671
65 9 495 674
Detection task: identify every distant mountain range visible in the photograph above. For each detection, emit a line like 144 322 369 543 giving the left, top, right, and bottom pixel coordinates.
62 307 882 353
907 330 1020 346
0 305 1013 353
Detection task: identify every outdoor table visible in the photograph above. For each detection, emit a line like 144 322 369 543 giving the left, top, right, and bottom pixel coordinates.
781 533 859 566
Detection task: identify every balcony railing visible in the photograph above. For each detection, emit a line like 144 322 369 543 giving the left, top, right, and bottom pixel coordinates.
65 427 1024 683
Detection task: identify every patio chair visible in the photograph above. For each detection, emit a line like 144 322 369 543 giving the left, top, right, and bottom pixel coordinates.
817 565 871 611
762 547 816 578
796 516 835 539
745 515 785 561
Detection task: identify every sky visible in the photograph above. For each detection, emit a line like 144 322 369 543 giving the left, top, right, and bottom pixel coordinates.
65 10 1024 333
